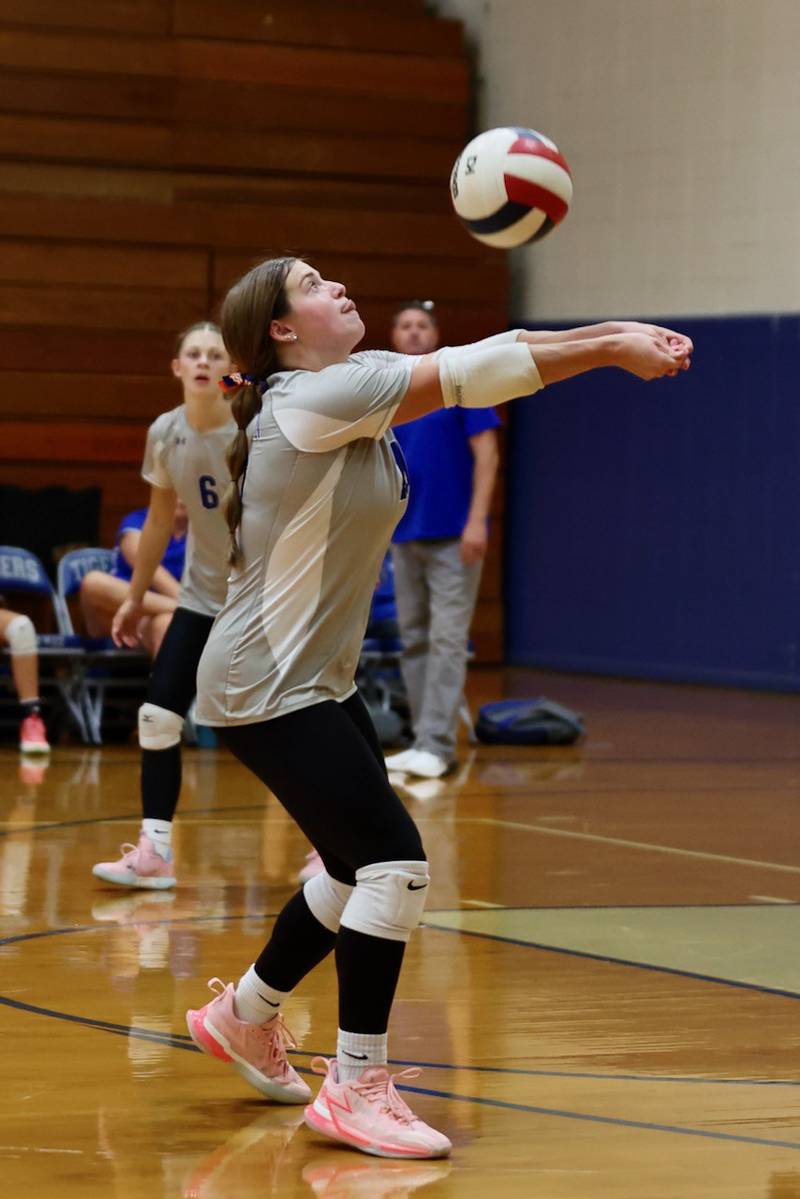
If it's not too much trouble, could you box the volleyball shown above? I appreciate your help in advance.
[449,126,573,249]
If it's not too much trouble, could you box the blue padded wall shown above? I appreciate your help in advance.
[506,315,800,689]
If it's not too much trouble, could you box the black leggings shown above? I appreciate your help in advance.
[221,692,426,1032]
[221,691,424,883]
[141,607,214,823]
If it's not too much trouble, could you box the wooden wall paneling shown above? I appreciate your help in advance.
[0,164,449,216]
[0,284,209,331]
[171,125,457,180]
[0,420,148,465]
[172,80,468,142]
[0,112,458,181]
[0,72,467,145]
[0,113,171,169]
[0,241,208,290]
[0,70,173,123]
[0,328,178,374]
[0,32,467,104]
[0,374,181,422]
[0,192,483,258]
[172,174,450,215]
[0,30,172,77]
[173,40,468,104]
[0,0,171,36]
[172,0,465,58]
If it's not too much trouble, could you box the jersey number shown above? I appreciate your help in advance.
[198,475,219,509]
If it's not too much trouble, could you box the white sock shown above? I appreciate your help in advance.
[337,1029,388,1084]
[142,819,172,860]
[233,964,290,1025]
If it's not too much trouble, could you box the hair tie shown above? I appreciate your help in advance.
[219,372,269,395]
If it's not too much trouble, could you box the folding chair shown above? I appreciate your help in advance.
[0,545,89,744]
[56,547,150,745]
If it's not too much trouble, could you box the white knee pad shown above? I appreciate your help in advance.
[5,615,36,657]
[340,860,430,943]
[303,871,354,933]
[138,702,184,751]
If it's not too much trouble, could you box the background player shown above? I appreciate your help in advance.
[92,322,235,890]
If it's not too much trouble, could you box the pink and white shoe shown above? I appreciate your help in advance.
[92,831,176,890]
[297,849,325,884]
[304,1057,451,1159]
[19,713,50,755]
[186,978,311,1104]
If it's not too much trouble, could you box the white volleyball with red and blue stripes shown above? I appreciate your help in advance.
[450,126,572,249]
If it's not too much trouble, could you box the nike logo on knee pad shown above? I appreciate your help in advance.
[407,881,428,890]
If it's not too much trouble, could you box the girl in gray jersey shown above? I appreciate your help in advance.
[184,256,692,1158]
[92,323,235,890]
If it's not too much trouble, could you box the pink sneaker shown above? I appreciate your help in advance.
[92,831,176,890]
[297,849,325,884]
[186,978,311,1104]
[304,1057,451,1159]
[19,713,49,754]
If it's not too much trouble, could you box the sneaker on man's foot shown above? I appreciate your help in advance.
[186,977,310,1104]
[383,748,418,772]
[304,1057,451,1159]
[19,713,50,755]
[397,750,451,780]
[297,849,325,884]
[92,831,176,890]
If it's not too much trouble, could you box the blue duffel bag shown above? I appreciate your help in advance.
[475,698,584,746]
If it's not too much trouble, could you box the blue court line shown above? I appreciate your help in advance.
[422,920,800,1002]
[6,909,800,1004]
[0,801,272,839]
[5,916,800,1090]
[0,992,797,1152]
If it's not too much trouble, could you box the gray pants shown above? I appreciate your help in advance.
[391,538,482,762]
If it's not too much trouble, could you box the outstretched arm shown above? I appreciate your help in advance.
[391,326,692,426]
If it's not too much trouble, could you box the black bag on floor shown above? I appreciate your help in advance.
[475,698,584,746]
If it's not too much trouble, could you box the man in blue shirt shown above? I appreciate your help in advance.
[386,302,500,777]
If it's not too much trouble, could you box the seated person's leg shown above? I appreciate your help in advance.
[80,572,176,639]
[0,608,49,752]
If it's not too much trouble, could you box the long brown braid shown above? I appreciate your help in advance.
[221,257,295,566]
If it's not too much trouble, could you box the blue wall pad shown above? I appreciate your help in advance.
[506,314,800,689]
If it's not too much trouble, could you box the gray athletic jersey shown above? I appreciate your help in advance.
[142,405,236,616]
[195,350,414,725]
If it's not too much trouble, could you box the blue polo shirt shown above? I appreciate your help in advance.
[111,507,187,583]
[392,407,500,542]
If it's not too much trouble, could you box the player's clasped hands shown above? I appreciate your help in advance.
[615,322,693,381]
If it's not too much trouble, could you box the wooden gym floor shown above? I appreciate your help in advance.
[2,667,800,1198]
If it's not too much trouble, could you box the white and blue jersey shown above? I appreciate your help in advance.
[196,350,413,725]
[141,406,235,616]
